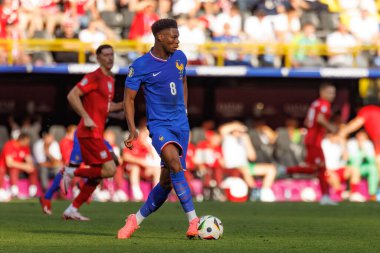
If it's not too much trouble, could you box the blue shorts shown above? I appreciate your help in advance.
[149,127,189,169]
[69,132,113,165]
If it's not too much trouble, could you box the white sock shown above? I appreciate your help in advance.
[186,210,197,222]
[65,166,76,177]
[66,204,77,213]
[135,210,145,225]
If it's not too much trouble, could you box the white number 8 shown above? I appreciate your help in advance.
[169,82,177,95]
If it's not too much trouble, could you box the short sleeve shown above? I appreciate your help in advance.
[357,107,367,120]
[125,64,145,91]
[76,73,98,94]
[319,101,329,115]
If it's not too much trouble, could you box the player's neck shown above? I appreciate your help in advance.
[151,47,170,61]
[100,66,112,76]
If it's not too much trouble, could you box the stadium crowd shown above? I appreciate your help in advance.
[1,0,380,67]
[0,111,379,203]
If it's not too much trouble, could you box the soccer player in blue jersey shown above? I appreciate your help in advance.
[117,19,199,239]
[39,132,116,218]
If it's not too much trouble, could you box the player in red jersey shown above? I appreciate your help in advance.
[0,132,38,198]
[288,83,337,205]
[340,105,380,181]
[62,44,123,220]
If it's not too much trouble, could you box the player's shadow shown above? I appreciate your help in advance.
[29,229,113,237]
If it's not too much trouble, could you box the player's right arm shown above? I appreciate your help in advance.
[123,88,138,149]
[124,63,145,149]
[317,113,337,133]
[339,116,365,138]
[67,76,97,128]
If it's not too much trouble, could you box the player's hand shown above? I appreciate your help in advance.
[124,130,138,150]
[25,164,34,173]
[84,116,97,129]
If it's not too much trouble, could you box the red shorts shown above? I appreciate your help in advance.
[327,168,346,182]
[78,137,112,166]
[305,145,325,166]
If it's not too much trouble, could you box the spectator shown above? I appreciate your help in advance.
[33,132,63,192]
[5,22,31,65]
[220,121,277,202]
[321,132,366,202]
[349,7,378,46]
[0,132,37,198]
[211,3,242,38]
[191,119,216,145]
[128,0,159,42]
[53,20,80,63]
[274,118,306,168]
[178,15,207,65]
[194,131,225,201]
[291,23,324,67]
[157,0,174,19]
[59,125,77,165]
[41,0,63,37]
[249,119,277,164]
[172,0,198,17]
[64,0,98,29]
[273,6,301,43]
[19,0,43,37]
[347,130,379,201]
[79,18,116,49]
[122,127,159,201]
[326,22,357,67]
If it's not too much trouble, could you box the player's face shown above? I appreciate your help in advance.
[97,47,114,70]
[321,86,336,102]
[160,28,179,54]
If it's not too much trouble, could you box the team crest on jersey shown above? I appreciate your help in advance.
[100,150,108,159]
[107,81,112,92]
[175,60,184,80]
[128,67,134,77]
[159,136,164,141]
[80,78,88,86]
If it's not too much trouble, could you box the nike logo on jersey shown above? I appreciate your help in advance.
[153,71,161,77]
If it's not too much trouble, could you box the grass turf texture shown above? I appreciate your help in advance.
[0,201,380,253]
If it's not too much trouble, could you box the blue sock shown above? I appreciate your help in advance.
[45,172,63,200]
[170,171,195,213]
[139,183,171,217]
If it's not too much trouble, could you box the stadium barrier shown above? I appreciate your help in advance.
[0,39,378,67]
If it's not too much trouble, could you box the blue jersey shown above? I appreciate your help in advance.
[125,50,189,130]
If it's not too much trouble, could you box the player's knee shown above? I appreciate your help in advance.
[160,177,172,190]
[166,158,182,173]
[102,163,116,178]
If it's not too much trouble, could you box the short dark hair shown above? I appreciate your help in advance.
[151,19,178,37]
[96,44,113,55]
[17,132,30,141]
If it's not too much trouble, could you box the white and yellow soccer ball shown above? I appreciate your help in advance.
[197,215,224,240]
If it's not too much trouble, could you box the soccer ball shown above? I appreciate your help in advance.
[197,215,223,240]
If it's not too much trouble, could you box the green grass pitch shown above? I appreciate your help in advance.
[0,201,380,253]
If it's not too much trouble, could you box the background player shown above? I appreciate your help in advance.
[287,83,337,205]
[62,44,123,220]
[39,131,117,216]
[117,19,199,239]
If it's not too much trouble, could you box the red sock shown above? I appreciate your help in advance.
[318,166,329,195]
[74,167,102,179]
[286,166,315,175]
[73,179,99,209]
[350,183,360,193]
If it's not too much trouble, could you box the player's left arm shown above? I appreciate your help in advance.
[183,76,188,111]
[109,101,124,112]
